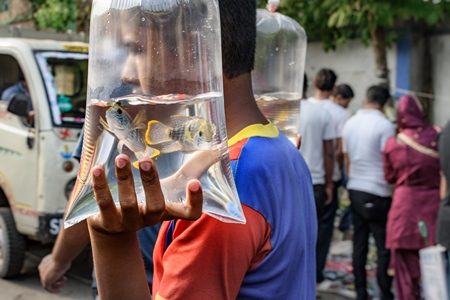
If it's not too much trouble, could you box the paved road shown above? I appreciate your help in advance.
[0,243,93,300]
[0,272,92,300]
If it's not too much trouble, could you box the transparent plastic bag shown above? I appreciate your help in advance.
[65,0,246,228]
[252,7,307,145]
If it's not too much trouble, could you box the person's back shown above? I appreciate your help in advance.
[383,95,441,299]
[153,126,316,299]
[342,85,395,300]
[231,131,316,298]
[383,96,440,190]
[344,108,393,196]
[299,100,334,185]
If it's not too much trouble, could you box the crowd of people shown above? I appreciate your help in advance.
[32,0,450,299]
[300,68,450,300]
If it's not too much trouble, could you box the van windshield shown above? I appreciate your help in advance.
[35,51,88,128]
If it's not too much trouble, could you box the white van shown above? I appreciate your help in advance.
[0,37,88,278]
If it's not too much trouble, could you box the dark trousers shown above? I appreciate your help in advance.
[338,205,352,233]
[349,190,394,300]
[316,180,340,283]
[313,184,327,220]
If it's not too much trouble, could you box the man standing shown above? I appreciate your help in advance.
[342,85,395,300]
[308,69,351,286]
[298,76,335,221]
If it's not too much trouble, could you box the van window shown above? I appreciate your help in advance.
[0,54,28,102]
[35,51,88,128]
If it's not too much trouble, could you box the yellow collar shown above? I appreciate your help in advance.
[228,123,279,147]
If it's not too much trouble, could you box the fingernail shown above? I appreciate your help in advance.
[117,159,126,169]
[93,168,101,177]
[141,161,151,171]
[189,181,200,192]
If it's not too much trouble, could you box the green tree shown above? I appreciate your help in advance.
[261,0,450,88]
[29,0,91,33]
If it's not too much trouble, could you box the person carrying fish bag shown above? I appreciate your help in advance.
[86,0,317,300]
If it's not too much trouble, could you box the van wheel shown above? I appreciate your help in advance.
[0,208,26,278]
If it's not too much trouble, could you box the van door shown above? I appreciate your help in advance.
[0,53,39,235]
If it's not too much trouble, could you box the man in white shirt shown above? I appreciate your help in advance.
[307,69,352,286]
[298,100,335,220]
[342,85,395,300]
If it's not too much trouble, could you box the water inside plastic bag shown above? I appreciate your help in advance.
[252,8,307,145]
[65,0,245,228]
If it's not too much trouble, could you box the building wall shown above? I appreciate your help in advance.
[430,34,450,127]
[304,38,398,116]
[0,0,32,25]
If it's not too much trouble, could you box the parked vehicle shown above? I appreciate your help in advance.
[0,34,88,278]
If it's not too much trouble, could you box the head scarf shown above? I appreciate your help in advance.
[397,95,438,151]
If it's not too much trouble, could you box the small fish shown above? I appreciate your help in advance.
[145,115,216,153]
[100,103,159,163]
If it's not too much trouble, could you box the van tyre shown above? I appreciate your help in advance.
[0,208,26,278]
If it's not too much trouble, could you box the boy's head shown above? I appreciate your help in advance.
[332,84,354,108]
[366,85,390,108]
[313,69,337,92]
[218,0,256,79]
[117,0,256,96]
[118,1,234,96]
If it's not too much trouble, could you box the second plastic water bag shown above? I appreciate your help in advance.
[252,8,307,145]
[65,0,246,227]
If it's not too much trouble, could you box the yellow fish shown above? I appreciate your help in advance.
[100,103,159,166]
[145,115,216,153]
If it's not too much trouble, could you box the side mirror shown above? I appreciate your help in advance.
[7,93,31,118]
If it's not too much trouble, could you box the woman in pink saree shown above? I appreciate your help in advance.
[383,95,441,300]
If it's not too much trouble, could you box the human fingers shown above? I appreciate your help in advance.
[139,158,165,225]
[162,180,203,221]
[38,255,62,292]
[92,165,120,232]
[49,277,67,293]
[115,155,140,229]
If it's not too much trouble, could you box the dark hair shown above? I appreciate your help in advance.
[314,68,337,92]
[366,85,390,107]
[333,84,354,99]
[219,0,256,79]
[303,73,308,98]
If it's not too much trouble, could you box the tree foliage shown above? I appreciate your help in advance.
[262,0,450,51]
[29,0,91,32]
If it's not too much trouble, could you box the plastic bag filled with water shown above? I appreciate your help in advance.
[252,7,307,145]
[65,0,246,228]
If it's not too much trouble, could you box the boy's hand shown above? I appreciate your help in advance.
[87,154,203,235]
[38,254,70,293]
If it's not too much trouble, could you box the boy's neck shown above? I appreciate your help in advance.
[363,102,383,111]
[313,89,332,100]
[223,73,268,138]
